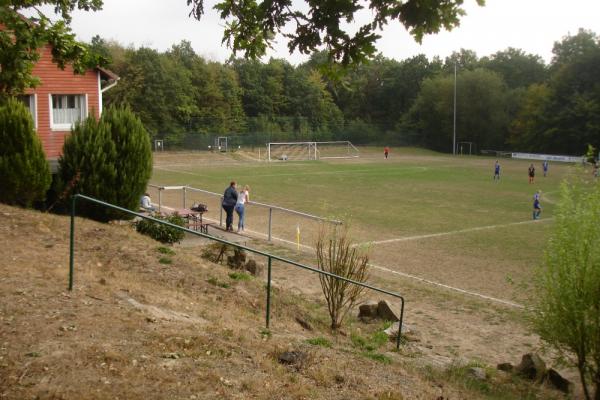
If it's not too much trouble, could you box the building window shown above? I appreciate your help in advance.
[17,94,37,128]
[50,94,87,130]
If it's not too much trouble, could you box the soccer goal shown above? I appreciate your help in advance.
[267,141,359,161]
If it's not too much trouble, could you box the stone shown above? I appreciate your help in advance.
[377,300,400,321]
[277,351,306,366]
[383,322,416,340]
[358,301,379,320]
[545,368,572,393]
[467,367,487,381]
[244,259,263,276]
[496,363,513,372]
[515,353,546,381]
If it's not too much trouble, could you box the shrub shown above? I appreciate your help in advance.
[0,98,51,206]
[532,180,600,400]
[59,106,152,221]
[315,224,370,330]
[136,213,186,244]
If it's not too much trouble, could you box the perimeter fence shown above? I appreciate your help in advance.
[146,184,342,250]
[67,194,406,348]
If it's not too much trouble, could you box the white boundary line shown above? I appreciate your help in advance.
[368,263,525,308]
[362,218,553,246]
[160,206,527,308]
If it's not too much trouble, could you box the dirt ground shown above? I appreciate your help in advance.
[0,203,576,399]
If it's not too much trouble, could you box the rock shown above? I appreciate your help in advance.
[377,300,400,321]
[545,368,572,393]
[497,363,513,372]
[383,322,416,340]
[515,353,546,381]
[467,367,487,381]
[277,351,306,366]
[244,259,263,276]
[358,301,379,320]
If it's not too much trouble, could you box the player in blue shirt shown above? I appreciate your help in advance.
[542,160,549,177]
[493,160,500,181]
[533,197,542,220]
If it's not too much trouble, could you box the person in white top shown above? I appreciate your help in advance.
[140,193,155,212]
[235,185,250,232]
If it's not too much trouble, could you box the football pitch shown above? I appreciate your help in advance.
[150,147,578,305]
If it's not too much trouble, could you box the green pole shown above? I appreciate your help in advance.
[266,256,272,328]
[68,195,76,291]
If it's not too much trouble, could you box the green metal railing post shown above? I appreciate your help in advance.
[396,299,405,349]
[68,195,76,291]
[266,256,272,328]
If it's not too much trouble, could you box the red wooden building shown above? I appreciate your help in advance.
[20,44,118,161]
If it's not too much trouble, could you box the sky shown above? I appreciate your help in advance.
[67,0,600,65]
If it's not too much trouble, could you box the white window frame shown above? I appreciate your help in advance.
[17,94,37,129]
[49,94,88,131]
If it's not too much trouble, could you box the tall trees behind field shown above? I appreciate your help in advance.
[95,29,600,154]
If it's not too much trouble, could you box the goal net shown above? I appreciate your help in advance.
[267,141,359,161]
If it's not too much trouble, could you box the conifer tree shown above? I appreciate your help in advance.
[0,98,51,207]
[59,106,152,221]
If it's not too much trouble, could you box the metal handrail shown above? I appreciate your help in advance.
[148,183,343,224]
[68,194,406,348]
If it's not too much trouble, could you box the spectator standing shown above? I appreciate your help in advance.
[235,185,250,232]
[222,181,238,231]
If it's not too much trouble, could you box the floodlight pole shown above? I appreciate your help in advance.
[453,62,457,155]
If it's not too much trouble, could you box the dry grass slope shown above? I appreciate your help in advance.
[0,204,566,399]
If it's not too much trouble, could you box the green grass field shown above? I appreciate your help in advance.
[149,147,584,304]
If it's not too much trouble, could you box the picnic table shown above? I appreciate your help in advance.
[162,207,210,234]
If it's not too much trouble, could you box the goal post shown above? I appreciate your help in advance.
[267,141,359,161]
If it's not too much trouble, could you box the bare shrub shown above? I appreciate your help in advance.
[315,224,370,330]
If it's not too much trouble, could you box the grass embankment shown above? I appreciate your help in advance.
[0,204,565,399]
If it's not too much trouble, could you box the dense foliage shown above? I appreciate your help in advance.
[59,106,152,221]
[95,29,599,155]
[0,98,51,206]
[136,213,186,244]
[533,180,600,400]
[186,0,484,65]
[0,1,106,98]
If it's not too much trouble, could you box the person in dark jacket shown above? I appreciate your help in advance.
[222,181,238,231]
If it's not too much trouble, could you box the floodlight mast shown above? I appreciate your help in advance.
[453,62,457,156]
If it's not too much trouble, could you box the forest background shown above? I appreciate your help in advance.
[93,28,600,155]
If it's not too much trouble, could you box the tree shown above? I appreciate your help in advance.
[406,68,509,151]
[0,1,106,98]
[106,47,196,143]
[532,180,600,400]
[59,106,152,221]
[0,98,51,207]
[187,0,484,65]
[481,47,547,89]
[541,32,600,154]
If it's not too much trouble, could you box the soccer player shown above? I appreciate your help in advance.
[493,160,500,181]
[384,146,390,159]
[528,164,535,184]
[542,160,549,177]
[533,196,542,220]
